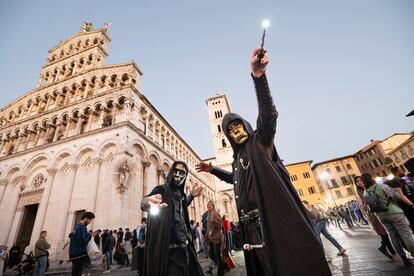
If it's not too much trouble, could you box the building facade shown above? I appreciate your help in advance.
[388,134,414,172]
[312,155,360,207]
[380,133,412,155]
[0,24,215,258]
[355,140,390,178]
[285,161,326,208]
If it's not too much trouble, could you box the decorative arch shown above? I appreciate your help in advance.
[98,140,118,156]
[51,150,72,168]
[132,141,147,159]
[6,166,21,181]
[22,154,49,176]
[162,160,170,171]
[75,145,96,161]
[39,118,49,128]
[93,102,103,111]
[148,151,161,165]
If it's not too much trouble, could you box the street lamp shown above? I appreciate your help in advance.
[319,171,337,207]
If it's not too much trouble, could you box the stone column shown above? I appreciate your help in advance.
[24,130,35,150]
[125,99,133,121]
[30,168,57,244]
[74,119,82,136]
[53,123,62,142]
[86,112,96,131]
[44,96,52,110]
[33,129,41,147]
[99,108,105,127]
[0,177,24,245]
[90,158,103,212]
[142,160,151,194]
[64,119,72,137]
[0,179,8,206]
[59,164,79,241]
[7,204,25,246]
[141,160,151,217]
[18,133,28,152]
[27,102,35,115]
[144,117,149,135]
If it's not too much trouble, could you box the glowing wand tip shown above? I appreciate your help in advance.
[150,205,160,215]
[262,19,270,29]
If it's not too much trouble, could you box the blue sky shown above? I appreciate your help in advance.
[0,0,413,164]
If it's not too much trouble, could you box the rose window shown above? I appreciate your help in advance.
[32,174,45,189]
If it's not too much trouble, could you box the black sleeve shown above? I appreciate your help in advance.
[141,186,165,211]
[147,186,164,197]
[185,194,194,207]
[253,73,278,147]
[211,166,234,184]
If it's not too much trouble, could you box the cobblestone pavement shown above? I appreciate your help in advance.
[5,224,414,276]
[96,225,414,276]
[323,224,414,276]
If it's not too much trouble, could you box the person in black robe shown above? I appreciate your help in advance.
[140,161,205,276]
[196,48,331,276]
[8,242,22,268]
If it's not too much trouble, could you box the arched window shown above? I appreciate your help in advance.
[222,139,227,148]
[217,125,221,133]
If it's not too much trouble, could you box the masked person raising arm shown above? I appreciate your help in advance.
[140,161,205,276]
[196,48,331,276]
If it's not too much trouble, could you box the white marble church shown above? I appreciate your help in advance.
[0,23,216,259]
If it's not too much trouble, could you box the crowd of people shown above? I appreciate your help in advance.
[325,201,369,230]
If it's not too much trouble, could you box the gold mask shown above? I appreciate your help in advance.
[228,121,248,144]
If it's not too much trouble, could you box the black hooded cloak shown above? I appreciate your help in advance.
[212,74,331,276]
[142,161,205,276]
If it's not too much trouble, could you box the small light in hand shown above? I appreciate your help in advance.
[150,205,160,216]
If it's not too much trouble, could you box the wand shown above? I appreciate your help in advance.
[257,19,270,61]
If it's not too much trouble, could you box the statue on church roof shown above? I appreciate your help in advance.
[80,21,95,33]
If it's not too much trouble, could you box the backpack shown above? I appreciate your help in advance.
[365,185,389,212]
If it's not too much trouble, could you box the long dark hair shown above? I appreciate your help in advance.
[354,175,364,191]
[360,173,375,188]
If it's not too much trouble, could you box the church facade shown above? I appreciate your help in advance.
[0,24,215,259]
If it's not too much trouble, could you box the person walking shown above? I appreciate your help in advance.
[124,228,132,254]
[206,201,225,276]
[338,205,354,229]
[386,167,414,233]
[361,173,414,267]
[33,231,50,276]
[102,230,115,273]
[303,201,346,259]
[69,212,95,276]
[93,230,102,250]
[354,176,397,260]
[136,217,147,276]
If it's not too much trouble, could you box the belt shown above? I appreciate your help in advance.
[169,240,188,249]
[239,209,259,224]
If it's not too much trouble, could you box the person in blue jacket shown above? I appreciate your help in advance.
[69,211,95,276]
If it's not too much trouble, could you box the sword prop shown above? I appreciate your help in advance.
[243,243,264,251]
